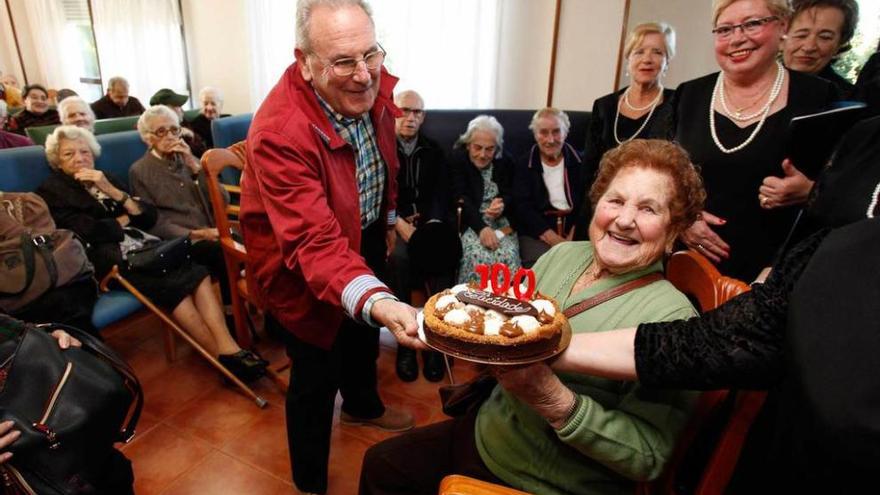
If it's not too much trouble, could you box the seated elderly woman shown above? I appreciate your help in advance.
[0,101,34,149]
[149,89,207,157]
[6,84,60,135]
[551,116,880,492]
[452,115,520,283]
[35,125,266,381]
[189,86,230,149]
[512,107,586,267]
[59,95,96,132]
[782,0,859,97]
[129,105,231,306]
[360,139,706,495]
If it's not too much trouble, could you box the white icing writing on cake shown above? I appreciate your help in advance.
[456,290,538,316]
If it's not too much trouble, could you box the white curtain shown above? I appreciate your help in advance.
[90,0,189,107]
[21,0,85,92]
[245,0,501,110]
[246,0,297,110]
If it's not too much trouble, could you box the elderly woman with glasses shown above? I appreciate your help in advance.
[129,105,234,308]
[668,0,837,281]
[451,115,521,283]
[35,125,266,381]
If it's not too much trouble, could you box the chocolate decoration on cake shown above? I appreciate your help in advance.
[500,321,524,338]
[537,310,554,325]
[456,290,539,316]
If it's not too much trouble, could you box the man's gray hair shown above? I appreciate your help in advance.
[59,96,96,127]
[394,89,424,108]
[295,0,374,53]
[455,115,504,157]
[137,105,179,140]
[198,86,223,103]
[45,125,102,170]
[107,76,129,92]
[528,107,570,136]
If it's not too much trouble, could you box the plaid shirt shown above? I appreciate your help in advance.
[317,95,386,229]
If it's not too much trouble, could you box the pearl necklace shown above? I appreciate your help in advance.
[710,62,786,154]
[624,85,663,111]
[614,86,663,145]
[867,180,880,219]
[719,71,778,121]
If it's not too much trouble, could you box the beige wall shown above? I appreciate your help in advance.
[623,0,718,89]
[495,0,555,109]
[180,0,252,114]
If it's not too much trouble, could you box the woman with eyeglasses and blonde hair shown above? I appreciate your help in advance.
[583,22,676,186]
[670,0,837,281]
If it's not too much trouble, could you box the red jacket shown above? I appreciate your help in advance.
[241,63,400,349]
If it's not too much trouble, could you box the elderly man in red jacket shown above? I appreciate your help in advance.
[240,0,424,493]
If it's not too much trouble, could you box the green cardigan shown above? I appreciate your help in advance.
[475,242,698,495]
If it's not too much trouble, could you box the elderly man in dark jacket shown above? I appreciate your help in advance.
[512,108,585,267]
[388,89,455,382]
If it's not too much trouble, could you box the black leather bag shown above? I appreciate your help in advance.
[439,373,497,417]
[0,323,143,494]
[126,236,191,274]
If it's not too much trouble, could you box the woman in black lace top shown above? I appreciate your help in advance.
[551,115,880,491]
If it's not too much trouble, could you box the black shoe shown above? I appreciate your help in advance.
[396,347,418,382]
[219,350,267,382]
[423,351,445,382]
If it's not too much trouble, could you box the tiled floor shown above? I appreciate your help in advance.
[106,314,480,495]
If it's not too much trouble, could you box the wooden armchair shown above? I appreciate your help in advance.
[201,144,289,391]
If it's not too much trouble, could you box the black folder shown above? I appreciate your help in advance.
[786,102,866,180]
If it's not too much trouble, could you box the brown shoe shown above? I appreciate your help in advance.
[339,407,414,432]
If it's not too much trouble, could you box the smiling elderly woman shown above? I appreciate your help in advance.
[36,125,266,381]
[360,139,706,495]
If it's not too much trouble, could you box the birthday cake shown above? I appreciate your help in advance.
[423,280,567,361]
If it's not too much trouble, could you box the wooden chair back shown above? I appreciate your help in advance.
[201,146,251,346]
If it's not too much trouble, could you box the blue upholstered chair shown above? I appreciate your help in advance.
[211,114,253,185]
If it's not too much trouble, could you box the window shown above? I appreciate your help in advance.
[833,0,880,82]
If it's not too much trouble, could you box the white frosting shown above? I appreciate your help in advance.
[450,284,471,294]
[436,294,459,310]
[483,319,502,336]
[483,309,506,321]
[464,304,483,314]
[531,299,556,316]
[510,315,540,334]
[443,309,470,325]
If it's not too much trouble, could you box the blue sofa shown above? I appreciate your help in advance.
[209,109,591,161]
[0,130,149,330]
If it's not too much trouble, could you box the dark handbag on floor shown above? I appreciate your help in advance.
[439,373,498,417]
[0,322,143,495]
[126,235,192,274]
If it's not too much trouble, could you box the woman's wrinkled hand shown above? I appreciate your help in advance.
[479,226,500,251]
[50,329,82,349]
[0,421,20,464]
[758,159,814,209]
[484,198,504,219]
[493,362,577,428]
[680,211,730,263]
[73,168,116,196]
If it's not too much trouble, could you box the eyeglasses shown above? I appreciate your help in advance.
[400,107,424,117]
[712,16,779,39]
[314,45,386,78]
[150,126,181,138]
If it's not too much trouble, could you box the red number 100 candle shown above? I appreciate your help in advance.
[473,263,536,300]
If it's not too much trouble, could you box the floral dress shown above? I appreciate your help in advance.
[457,165,520,284]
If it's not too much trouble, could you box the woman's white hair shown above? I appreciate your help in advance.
[58,96,96,127]
[454,115,505,157]
[45,125,101,170]
[198,86,223,103]
[528,107,571,137]
[137,105,179,141]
